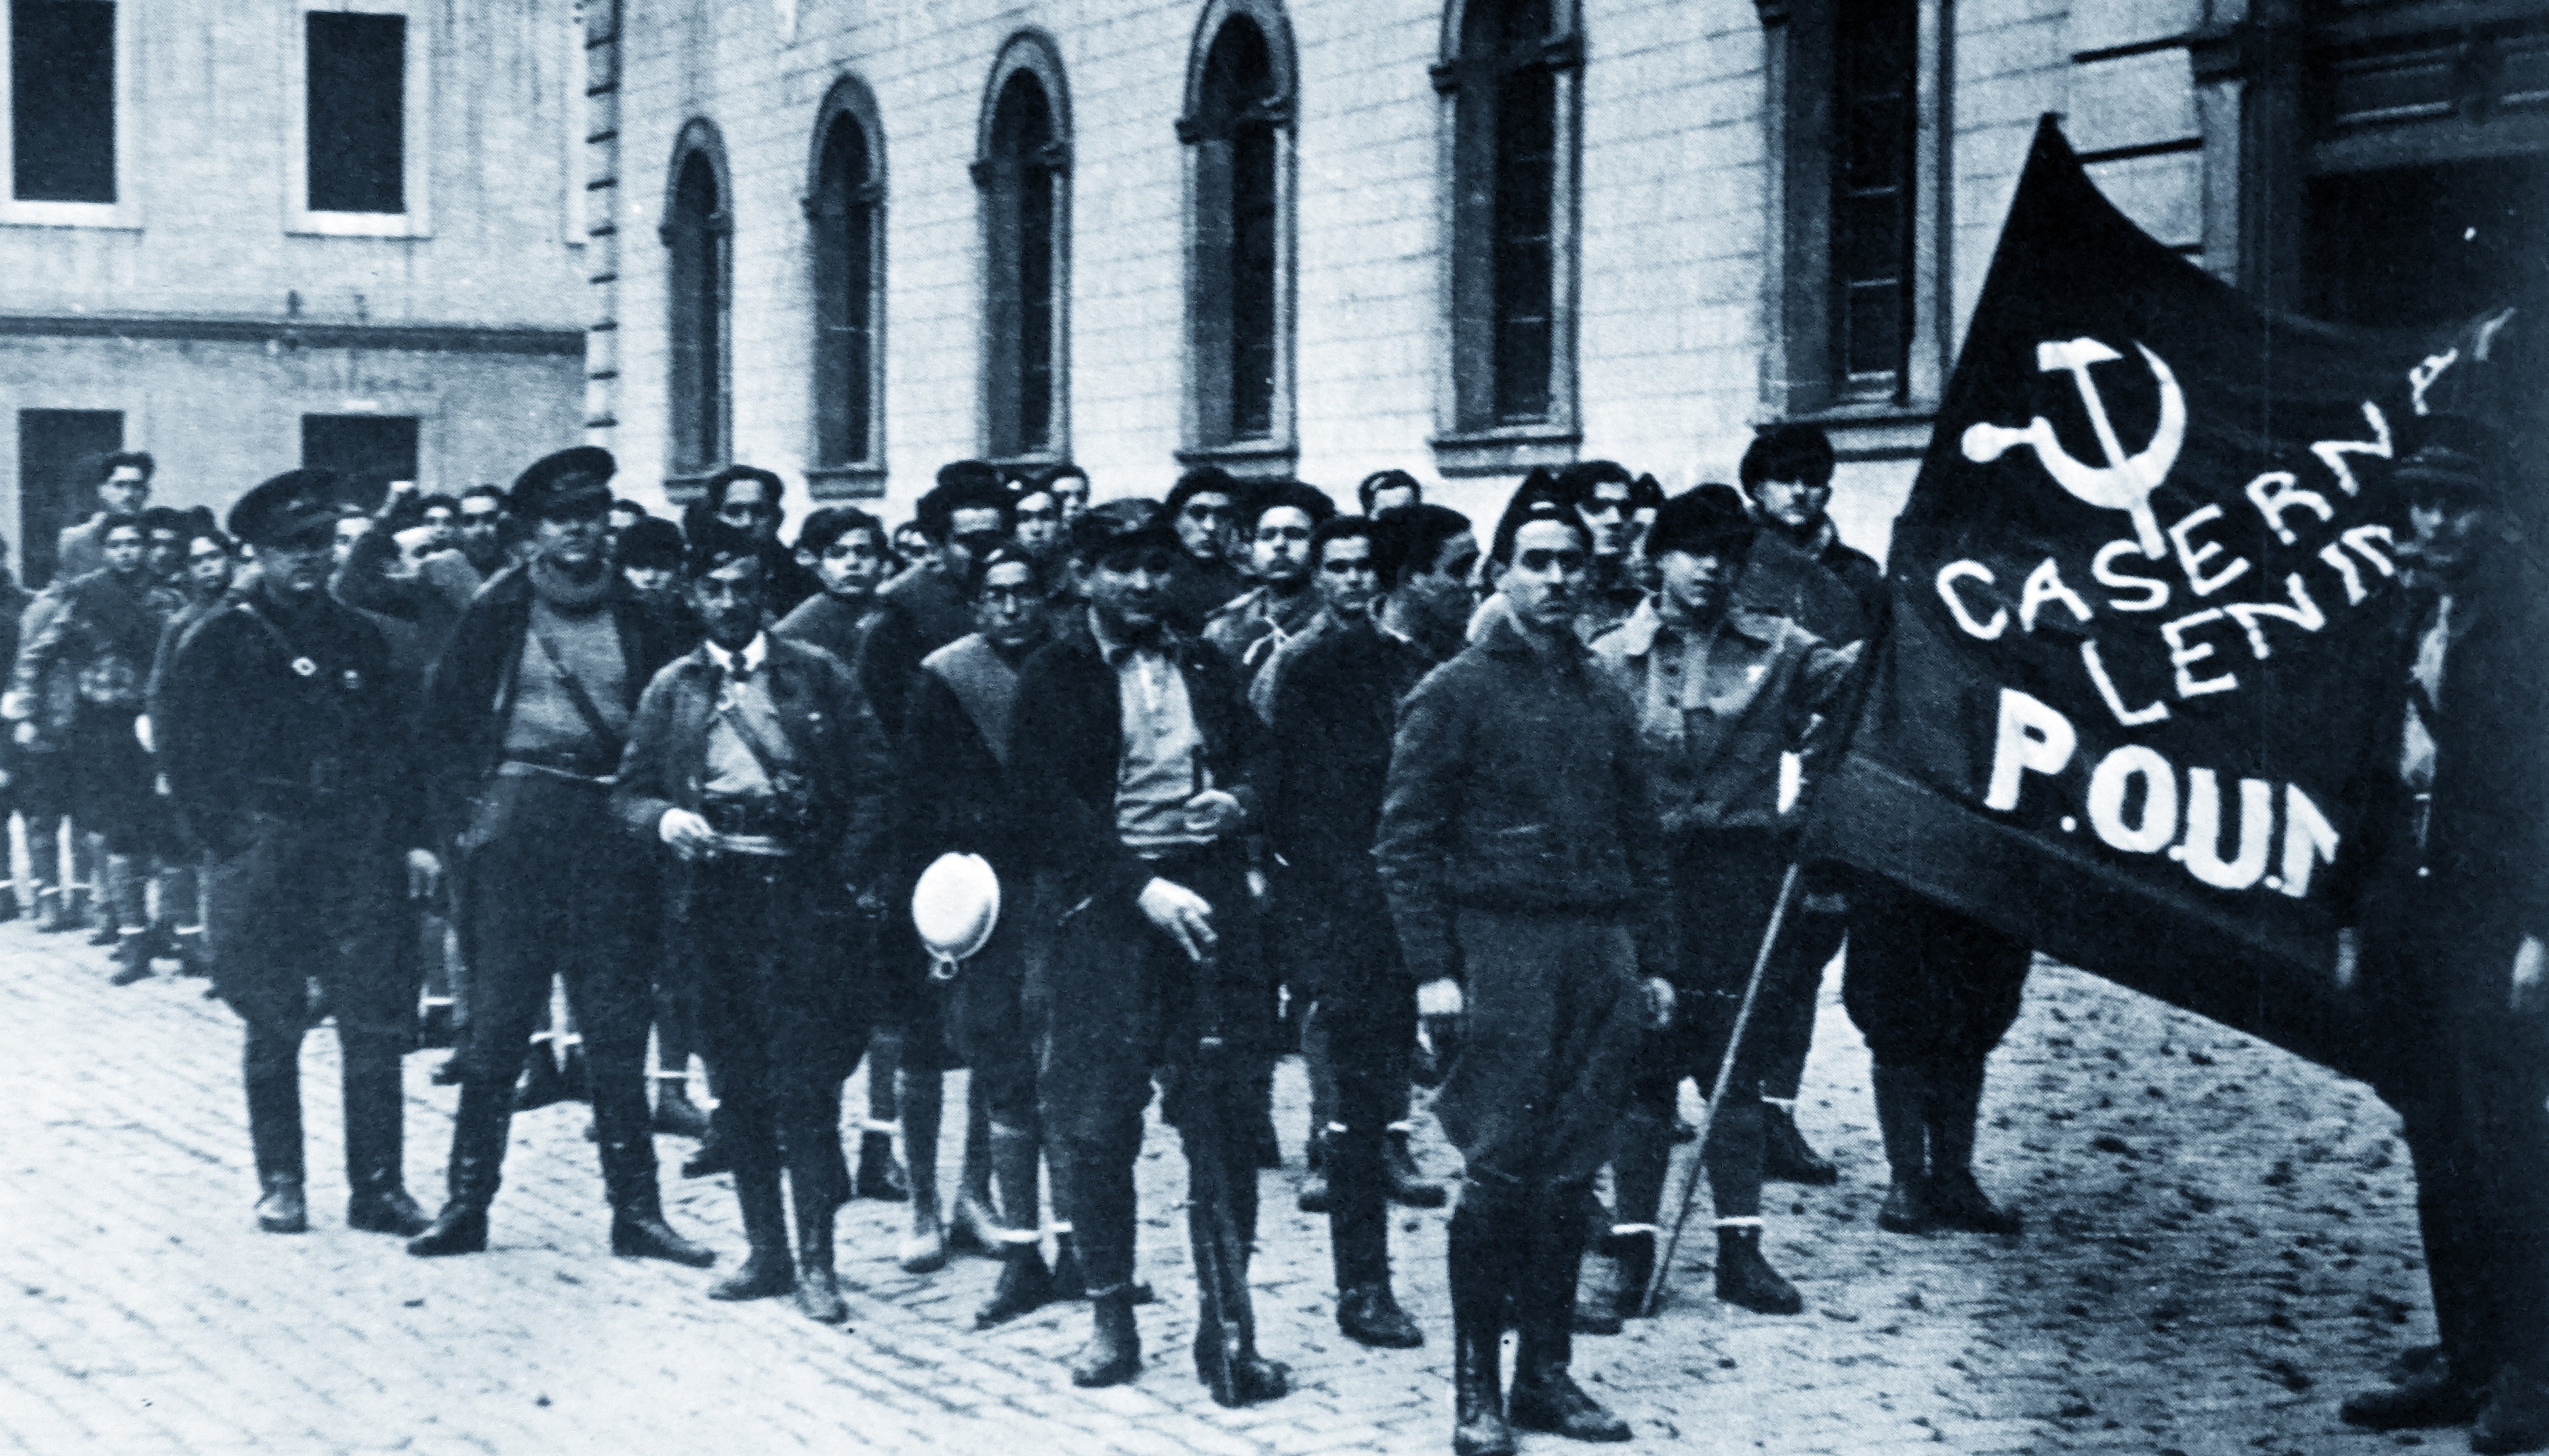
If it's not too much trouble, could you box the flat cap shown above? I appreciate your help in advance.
[2393,416,2507,505]
[1069,498,1182,563]
[617,515,686,571]
[511,446,617,521]
[228,469,348,547]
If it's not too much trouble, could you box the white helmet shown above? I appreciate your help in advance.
[912,852,1000,966]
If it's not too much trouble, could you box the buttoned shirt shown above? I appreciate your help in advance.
[700,633,787,798]
[1088,608,1211,856]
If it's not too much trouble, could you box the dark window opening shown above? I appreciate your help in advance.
[1491,63,1555,423]
[301,414,419,511]
[812,112,879,469]
[11,1,116,204]
[1190,17,1283,446]
[1830,0,1916,399]
[306,11,406,214]
[16,408,121,590]
[985,72,1061,459]
[1448,0,1568,436]
[666,149,728,474]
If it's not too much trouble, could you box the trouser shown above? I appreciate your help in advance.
[1303,1000,1411,1148]
[1036,845,1271,1297]
[1839,875,2031,1075]
[1318,969,1415,1292]
[693,857,868,1221]
[1434,907,1644,1189]
[451,775,658,1204]
[1754,869,1850,1102]
[202,809,414,1191]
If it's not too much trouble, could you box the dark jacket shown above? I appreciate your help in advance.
[421,563,686,839]
[1269,616,1433,895]
[610,634,894,894]
[851,569,969,739]
[1164,555,1251,638]
[898,635,1036,880]
[1374,610,1673,985]
[11,566,180,721]
[1007,610,1269,910]
[1738,523,1885,647]
[151,584,422,856]
[2414,552,2549,966]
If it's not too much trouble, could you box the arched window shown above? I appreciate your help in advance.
[1433,0,1580,476]
[661,122,731,481]
[807,77,886,494]
[1178,0,1297,473]
[974,34,1071,466]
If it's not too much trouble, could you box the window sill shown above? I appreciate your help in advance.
[1428,427,1581,479]
[0,199,141,231]
[663,469,726,504]
[287,209,432,239]
[1174,440,1299,481]
[1770,401,1938,463]
[805,464,887,500]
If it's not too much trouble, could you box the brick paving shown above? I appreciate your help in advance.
[1,913,2442,1456]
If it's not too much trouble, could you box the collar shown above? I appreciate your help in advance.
[1477,606,1586,666]
[1087,606,1178,668]
[700,632,769,676]
[1612,597,1777,658]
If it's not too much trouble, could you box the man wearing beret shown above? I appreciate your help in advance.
[1009,499,1288,1402]
[613,522,895,1322]
[405,446,711,1268]
[152,469,436,1237]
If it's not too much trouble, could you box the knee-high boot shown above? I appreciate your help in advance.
[1328,1119,1422,1347]
[340,1032,428,1236]
[1188,1108,1287,1406]
[243,1025,306,1233]
[601,1130,714,1267]
[1924,1059,2021,1234]
[975,1121,1056,1329]
[792,1170,849,1323]
[408,1075,513,1256]
[709,1163,794,1300]
[1870,1063,1933,1232]
[1449,1178,1522,1456]
[1509,1178,1630,1441]
[1604,1098,1674,1320]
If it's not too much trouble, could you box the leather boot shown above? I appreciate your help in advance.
[244,1028,305,1232]
[1870,1064,1934,1233]
[1509,1181,1629,1442]
[1384,1126,1448,1207]
[709,1167,794,1300]
[1188,1191,1289,1406]
[1448,1185,1519,1456]
[1050,1228,1087,1299]
[1925,1061,2022,1235]
[408,1077,512,1257]
[976,1123,1056,1329]
[108,929,154,985]
[86,856,127,946]
[514,1038,569,1110]
[1070,1285,1143,1388]
[1607,1229,1657,1323]
[1605,1099,1672,1322]
[254,1174,308,1234]
[1761,1100,1840,1185]
[792,1176,849,1324]
[342,1037,429,1236]
[1329,1121,1422,1349]
[170,926,207,978]
[2474,1368,2549,1454]
[603,1139,716,1267]
[1297,1126,1334,1213]
[2340,1357,2487,1430]
[950,1086,996,1257]
[652,1075,711,1138]
[854,1127,908,1201]
[65,880,95,936]
[681,1109,733,1177]
[0,877,19,923]
[1713,1224,1804,1315]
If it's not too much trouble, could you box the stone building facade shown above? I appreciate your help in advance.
[606,0,2544,552]
[1,0,587,585]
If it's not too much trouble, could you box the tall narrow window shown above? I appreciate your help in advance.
[1436,0,1581,475]
[809,81,885,487]
[11,1,115,203]
[1830,1,1916,400]
[306,12,406,215]
[664,135,730,478]
[976,35,1071,466]
[1180,2,1297,468]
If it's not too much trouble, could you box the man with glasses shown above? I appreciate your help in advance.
[405,447,712,1270]
[1559,460,1649,644]
[1162,467,1251,635]
[705,465,820,615]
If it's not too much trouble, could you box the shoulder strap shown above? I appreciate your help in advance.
[529,619,626,756]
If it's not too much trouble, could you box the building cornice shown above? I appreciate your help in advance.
[0,312,585,356]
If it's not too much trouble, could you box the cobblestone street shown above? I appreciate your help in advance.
[2,916,2443,1456]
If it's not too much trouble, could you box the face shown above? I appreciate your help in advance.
[1503,520,1588,631]
[334,515,369,566]
[716,480,782,543]
[1249,507,1317,587]
[259,528,335,600]
[1753,476,1832,534]
[1175,492,1237,562]
[2407,495,2496,581]
[973,560,1048,650]
[1082,544,1181,636]
[101,525,145,574]
[1402,529,1480,623]
[186,538,233,595]
[1052,476,1090,523]
[458,497,504,558]
[608,505,640,540]
[421,504,456,549]
[146,528,184,578]
[531,502,608,570]
[688,556,765,645]
[1369,483,1420,516]
[1013,491,1064,553]
[893,524,932,570]
[1576,483,1633,557]
[1314,535,1381,622]
[623,563,678,601]
[943,506,1008,582]
[1656,546,1740,620]
[806,526,886,602]
[98,466,149,517]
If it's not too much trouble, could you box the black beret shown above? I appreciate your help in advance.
[511,446,617,520]
[684,519,763,581]
[228,469,348,547]
[1069,498,1182,563]
[617,516,686,571]
[1489,467,1579,563]
[1646,483,1758,560]
[937,459,1006,493]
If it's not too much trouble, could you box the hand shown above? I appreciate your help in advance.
[658,807,719,861]
[405,849,442,900]
[1643,976,1677,1031]
[2513,935,2546,1014]
[1418,977,1465,1072]
[12,721,34,747]
[1246,867,1271,905]
[1181,789,1245,841]
[134,715,153,753]
[1137,876,1217,963]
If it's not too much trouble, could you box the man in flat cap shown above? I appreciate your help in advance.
[613,521,894,1322]
[405,446,712,1268]
[152,469,436,1236]
[1009,499,1288,1402]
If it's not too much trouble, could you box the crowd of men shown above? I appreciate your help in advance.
[15,418,2544,1453]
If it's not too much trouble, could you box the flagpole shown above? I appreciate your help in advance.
[1640,859,1804,1320]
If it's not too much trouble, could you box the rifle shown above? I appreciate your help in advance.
[1183,938,1258,1407]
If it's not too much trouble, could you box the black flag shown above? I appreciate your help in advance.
[1804,117,2515,1083]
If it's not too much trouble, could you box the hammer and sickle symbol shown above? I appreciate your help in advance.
[1961,338,2187,559]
